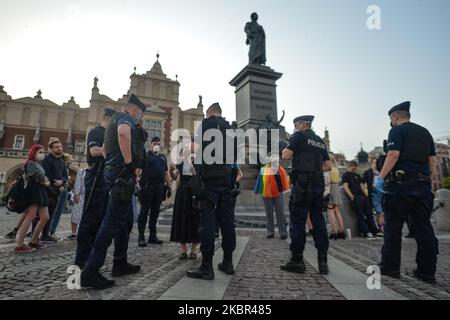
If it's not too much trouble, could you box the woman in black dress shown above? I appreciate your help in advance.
[169,146,200,259]
[15,144,51,253]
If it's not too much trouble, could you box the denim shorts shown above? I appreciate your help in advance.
[371,192,384,215]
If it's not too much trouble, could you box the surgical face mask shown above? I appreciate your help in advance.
[390,115,398,128]
[36,153,45,161]
[153,145,160,154]
[133,112,143,124]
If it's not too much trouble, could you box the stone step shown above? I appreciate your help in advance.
[158,210,291,229]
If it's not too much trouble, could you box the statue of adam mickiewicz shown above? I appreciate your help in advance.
[245,12,266,65]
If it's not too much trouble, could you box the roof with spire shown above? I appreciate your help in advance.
[357,143,369,163]
[148,52,165,76]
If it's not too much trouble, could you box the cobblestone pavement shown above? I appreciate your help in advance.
[327,236,450,300]
[1,208,449,300]
[223,231,345,300]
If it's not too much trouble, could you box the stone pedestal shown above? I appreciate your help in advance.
[338,187,360,237]
[230,64,283,130]
[230,64,283,190]
[436,189,450,231]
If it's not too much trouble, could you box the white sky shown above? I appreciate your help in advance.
[1,0,449,159]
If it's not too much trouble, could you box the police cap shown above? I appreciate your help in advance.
[128,94,147,112]
[388,101,410,116]
[293,115,315,124]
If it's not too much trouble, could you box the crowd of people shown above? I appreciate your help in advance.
[4,136,388,253]
[2,98,439,287]
[254,153,387,242]
[5,140,77,252]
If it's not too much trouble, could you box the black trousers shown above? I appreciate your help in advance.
[138,183,165,237]
[350,195,380,236]
[82,167,135,274]
[75,168,110,267]
[381,181,439,276]
[289,190,329,254]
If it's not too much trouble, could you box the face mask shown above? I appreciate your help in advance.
[153,145,160,154]
[36,153,45,161]
[133,112,143,124]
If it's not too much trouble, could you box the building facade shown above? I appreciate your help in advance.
[0,54,204,196]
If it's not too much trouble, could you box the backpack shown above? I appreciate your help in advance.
[6,175,28,213]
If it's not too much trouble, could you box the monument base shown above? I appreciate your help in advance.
[230,64,283,131]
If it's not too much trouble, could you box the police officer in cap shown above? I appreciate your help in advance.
[186,103,237,280]
[80,94,146,290]
[375,101,439,283]
[281,115,331,275]
[75,108,116,268]
[137,136,172,247]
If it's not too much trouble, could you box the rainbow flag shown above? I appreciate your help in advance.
[254,165,291,198]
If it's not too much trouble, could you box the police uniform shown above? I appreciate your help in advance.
[81,94,146,289]
[135,125,148,170]
[281,115,330,275]
[186,110,237,280]
[138,140,168,245]
[380,102,439,282]
[75,108,115,268]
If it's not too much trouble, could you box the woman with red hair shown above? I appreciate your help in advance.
[15,144,51,253]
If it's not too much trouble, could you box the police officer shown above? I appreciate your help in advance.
[375,101,439,284]
[80,94,146,290]
[186,103,236,280]
[281,115,331,275]
[75,108,116,268]
[137,136,172,247]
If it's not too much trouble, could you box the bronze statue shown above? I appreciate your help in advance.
[260,110,285,130]
[245,12,266,65]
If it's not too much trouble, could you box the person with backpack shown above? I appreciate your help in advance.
[15,145,51,253]
[4,168,27,240]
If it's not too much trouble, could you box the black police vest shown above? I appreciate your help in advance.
[87,126,105,167]
[292,130,325,175]
[200,116,234,178]
[104,113,121,157]
[397,122,432,164]
[104,112,138,163]
[134,126,148,169]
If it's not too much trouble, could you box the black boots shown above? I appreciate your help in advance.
[318,251,329,275]
[138,234,147,247]
[329,232,346,240]
[337,232,346,240]
[148,235,163,245]
[281,252,329,275]
[329,233,338,240]
[112,263,141,277]
[186,255,215,280]
[81,271,115,290]
[280,254,306,274]
[413,269,436,284]
[218,261,235,275]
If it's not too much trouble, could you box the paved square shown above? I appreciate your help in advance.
[1,209,449,300]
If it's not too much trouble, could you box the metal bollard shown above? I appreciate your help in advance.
[435,189,450,231]
[346,228,352,240]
